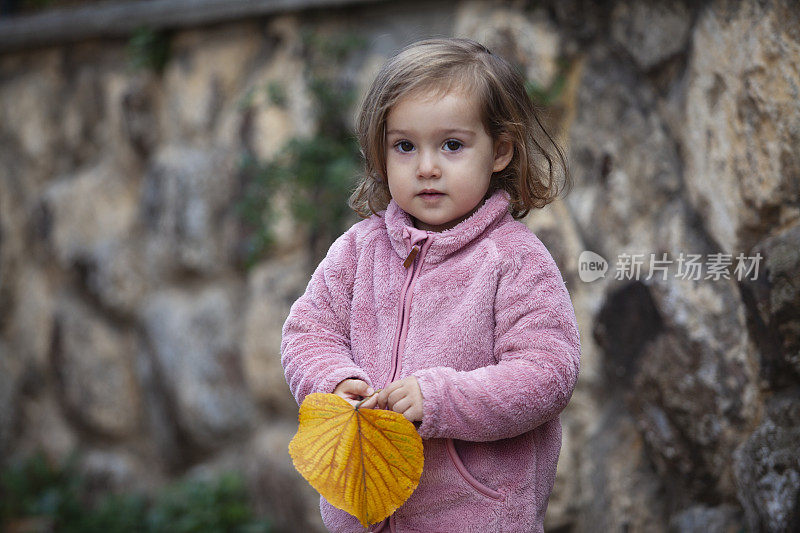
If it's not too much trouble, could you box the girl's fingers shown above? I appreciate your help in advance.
[335,379,359,395]
[392,397,410,414]
[346,379,373,396]
[404,405,423,423]
[359,382,375,397]
[358,394,378,409]
[400,406,418,422]
[377,392,388,409]
[387,387,408,407]
[334,380,377,409]
[377,384,396,408]
[359,378,422,421]
[396,400,420,422]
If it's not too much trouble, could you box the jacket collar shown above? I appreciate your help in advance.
[384,189,512,264]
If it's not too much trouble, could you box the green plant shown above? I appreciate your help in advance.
[147,473,261,533]
[0,452,271,532]
[265,81,288,109]
[127,26,171,74]
[524,57,571,107]
[0,451,85,529]
[235,30,367,271]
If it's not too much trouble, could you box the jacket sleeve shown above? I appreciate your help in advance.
[411,238,581,442]
[280,227,372,406]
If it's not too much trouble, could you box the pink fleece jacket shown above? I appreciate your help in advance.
[281,189,581,532]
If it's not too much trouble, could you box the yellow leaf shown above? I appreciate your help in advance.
[288,392,424,527]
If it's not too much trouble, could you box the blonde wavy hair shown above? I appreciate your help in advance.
[349,37,570,220]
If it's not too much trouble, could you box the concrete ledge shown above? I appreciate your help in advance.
[0,0,386,52]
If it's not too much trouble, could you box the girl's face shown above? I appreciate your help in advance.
[384,89,513,232]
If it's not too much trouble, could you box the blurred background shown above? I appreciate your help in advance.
[1,0,798,531]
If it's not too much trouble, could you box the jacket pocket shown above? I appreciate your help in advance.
[445,438,505,501]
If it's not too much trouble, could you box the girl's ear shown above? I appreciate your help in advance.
[492,135,514,173]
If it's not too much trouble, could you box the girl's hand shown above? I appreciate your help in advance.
[333,378,375,407]
[360,376,423,423]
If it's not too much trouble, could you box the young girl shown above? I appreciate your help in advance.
[281,38,580,533]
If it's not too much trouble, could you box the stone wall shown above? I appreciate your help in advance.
[1,0,798,531]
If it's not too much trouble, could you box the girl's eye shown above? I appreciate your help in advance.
[443,140,463,152]
[395,141,414,153]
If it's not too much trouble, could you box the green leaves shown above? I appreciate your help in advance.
[235,31,367,271]
[1,453,271,533]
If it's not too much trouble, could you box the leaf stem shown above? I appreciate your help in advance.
[355,389,381,410]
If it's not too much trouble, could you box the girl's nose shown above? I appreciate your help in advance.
[416,149,441,179]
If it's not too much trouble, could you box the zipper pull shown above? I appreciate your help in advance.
[403,245,420,268]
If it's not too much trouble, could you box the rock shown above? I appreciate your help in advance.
[575,399,667,530]
[565,41,682,260]
[587,201,762,507]
[12,392,78,465]
[734,390,800,532]
[53,294,142,438]
[238,16,315,162]
[162,21,263,139]
[79,449,158,498]
[84,238,152,316]
[593,280,663,389]
[116,72,161,159]
[0,339,23,458]
[4,266,54,374]
[41,159,140,270]
[668,504,742,533]
[550,0,608,46]
[632,272,760,502]
[0,266,54,457]
[230,18,318,256]
[681,0,800,254]
[241,250,308,415]
[140,144,238,277]
[39,158,150,315]
[60,61,107,169]
[130,339,185,471]
[588,266,759,506]
[631,204,762,501]
[647,219,752,355]
[454,1,561,89]
[632,333,737,500]
[178,422,324,532]
[140,285,256,449]
[610,1,693,70]
[246,424,326,533]
[0,50,61,164]
[746,221,800,387]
